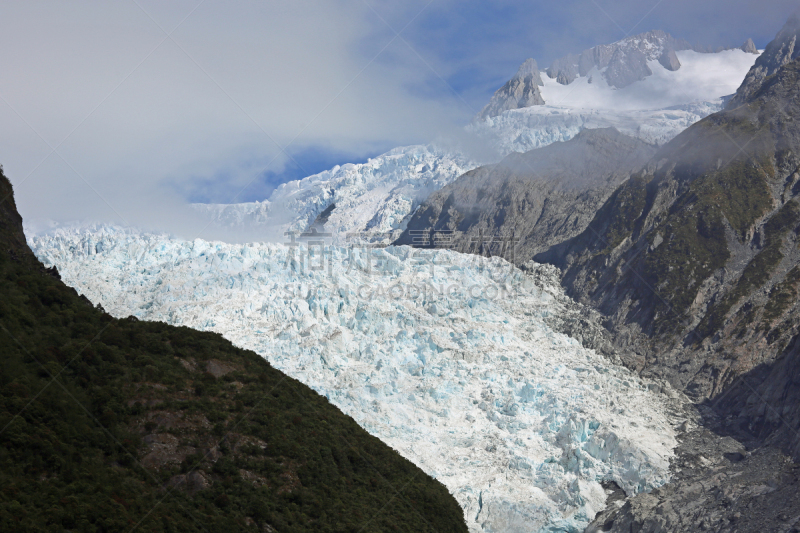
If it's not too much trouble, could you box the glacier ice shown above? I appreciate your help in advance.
[193,144,478,241]
[30,227,686,533]
[193,103,721,244]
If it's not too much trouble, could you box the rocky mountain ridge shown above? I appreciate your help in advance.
[535,51,800,402]
[479,30,759,119]
[546,30,759,89]
[728,12,800,108]
[395,128,656,261]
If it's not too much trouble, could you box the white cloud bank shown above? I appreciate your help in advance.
[0,0,466,233]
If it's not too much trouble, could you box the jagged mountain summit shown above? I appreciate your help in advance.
[728,12,800,107]
[478,30,760,120]
[478,58,545,120]
[741,37,759,54]
[546,30,760,89]
[546,30,693,88]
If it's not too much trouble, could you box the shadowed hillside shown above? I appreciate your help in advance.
[0,170,467,532]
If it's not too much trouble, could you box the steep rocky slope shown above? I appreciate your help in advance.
[478,59,545,120]
[536,48,800,402]
[395,129,656,262]
[728,12,800,108]
[0,171,467,532]
[556,18,800,531]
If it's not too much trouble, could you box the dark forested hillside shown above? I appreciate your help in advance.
[0,170,467,532]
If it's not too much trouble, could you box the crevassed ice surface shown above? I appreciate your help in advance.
[193,49,758,241]
[31,227,681,533]
[193,144,477,240]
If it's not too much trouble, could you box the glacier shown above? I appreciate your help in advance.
[25,43,757,533]
[30,227,687,533]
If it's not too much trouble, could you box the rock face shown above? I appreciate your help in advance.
[478,58,545,119]
[728,13,800,107]
[547,54,580,85]
[536,54,800,402]
[658,47,681,71]
[546,30,692,88]
[604,47,654,88]
[741,37,759,54]
[394,128,656,262]
[587,421,800,533]
[712,333,800,461]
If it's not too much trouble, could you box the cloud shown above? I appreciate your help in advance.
[1,0,796,238]
[1,0,466,234]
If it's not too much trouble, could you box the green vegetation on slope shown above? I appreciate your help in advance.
[0,171,467,533]
[697,199,799,338]
[600,176,649,253]
[638,158,774,332]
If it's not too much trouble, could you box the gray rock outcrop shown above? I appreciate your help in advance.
[546,54,579,85]
[728,13,800,107]
[658,47,681,71]
[547,30,692,89]
[741,37,758,54]
[587,422,800,533]
[604,47,654,88]
[478,58,545,120]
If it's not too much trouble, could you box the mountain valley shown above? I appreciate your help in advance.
[21,14,800,533]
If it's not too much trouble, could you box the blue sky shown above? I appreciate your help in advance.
[0,0,796,230]
[367,0,796,114]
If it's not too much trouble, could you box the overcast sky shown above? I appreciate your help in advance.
[1,0,796,233]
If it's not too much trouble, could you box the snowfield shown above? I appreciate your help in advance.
[538,49,759,111]
[193,49,758,241]
[30,227,686,533]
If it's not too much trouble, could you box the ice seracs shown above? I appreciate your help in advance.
[194,144,477,243]
[30,227,686,533]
